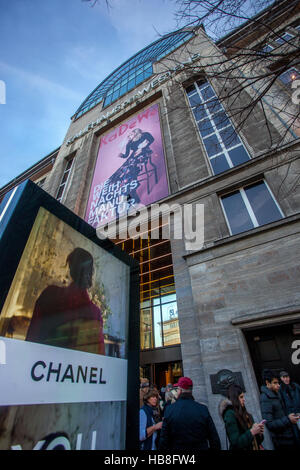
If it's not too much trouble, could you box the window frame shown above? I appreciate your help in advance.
[278,66,300,87]
[140,291,180,351]
[34,177,46,189]
[274,31,295,46]
[220,179,284,236]
[186,79,251,175]
[56,156,75,203]
[259,43,274,54]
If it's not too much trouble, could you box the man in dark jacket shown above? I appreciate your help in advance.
[280,371,300,414]
[260,369,300,449]
[158,377,221,451]
[279,370,300,445]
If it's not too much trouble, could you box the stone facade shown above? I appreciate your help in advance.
[2,0,300,449]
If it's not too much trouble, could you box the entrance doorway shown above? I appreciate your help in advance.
[140,361,183,390]
[244,322,300,387]
[155,361,183,390]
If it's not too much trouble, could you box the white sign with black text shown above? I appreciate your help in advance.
[0,337,127,406]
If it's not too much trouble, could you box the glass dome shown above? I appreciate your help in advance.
[73,29,194,120]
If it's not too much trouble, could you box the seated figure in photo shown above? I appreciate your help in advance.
[26,247,105,355]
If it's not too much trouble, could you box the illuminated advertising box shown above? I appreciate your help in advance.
[0,181,139,450]
[85,103,169,227]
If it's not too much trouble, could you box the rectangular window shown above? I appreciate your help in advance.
[153,305,163,348]
[140,291,180,350]
[104,94,112,107]
[135,72,144,86]
[56,157,74,203]
[35,177,46,188]
[279,67,300,86]
[259,44,274,54]
[186,80,250,175]
[144,66,153,80]
[127,78,135,91]
[275,32,294,45]
[113,90,120,102]
[161,300,179,347]
[140,305,153,350]
[221,180,283,235]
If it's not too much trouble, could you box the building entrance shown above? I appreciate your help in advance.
[140,361,183,390]
[155,361,183,390]
[244,322,300,387]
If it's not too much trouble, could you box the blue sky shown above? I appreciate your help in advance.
[0,0,180,187]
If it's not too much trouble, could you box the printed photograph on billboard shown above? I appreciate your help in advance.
[0,204,133,450]
[85,103,169,227]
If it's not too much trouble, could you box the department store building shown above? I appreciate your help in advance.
[1,0,300,444]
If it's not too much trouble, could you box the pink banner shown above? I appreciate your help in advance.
[85,103,169,227]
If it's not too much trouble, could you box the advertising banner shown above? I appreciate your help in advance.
[0,181,139,450]
[85,103,169,227]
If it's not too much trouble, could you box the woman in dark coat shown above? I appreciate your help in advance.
[219,384,264,450]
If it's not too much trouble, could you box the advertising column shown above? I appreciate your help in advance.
[0,182,139,450]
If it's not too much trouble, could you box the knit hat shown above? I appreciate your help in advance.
[174,377,193,390]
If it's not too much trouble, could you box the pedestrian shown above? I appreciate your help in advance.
[150,383,159,393]
[149,383,162,421]
[219,384,264,450]
[158,377,221,451]
[159,387,166,414]
[260,369,300,450]
[139,378,149,408]
[279,371,300,415]
[140,390,163,450]
[279,370,300,444]
[162,387,178,416]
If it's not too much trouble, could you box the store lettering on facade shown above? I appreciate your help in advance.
[291,340,300,365]
[66,53,201,146]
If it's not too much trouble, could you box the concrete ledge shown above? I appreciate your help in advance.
[231,305,300,328]
[184,213,300,266]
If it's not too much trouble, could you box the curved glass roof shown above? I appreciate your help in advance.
[73,29,194,120]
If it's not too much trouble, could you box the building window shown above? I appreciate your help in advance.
[56,158,74,202]
[186,80,250,175]
[259,44,274,54]
[113,225,180,352]
[103,62,153,108]
[35,177,46,188]
[274,32,295,45]
[141,291,180,350]
[220,180,283,235]
[278,67,300,86]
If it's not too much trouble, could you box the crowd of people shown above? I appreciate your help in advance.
[139,369,300,451]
